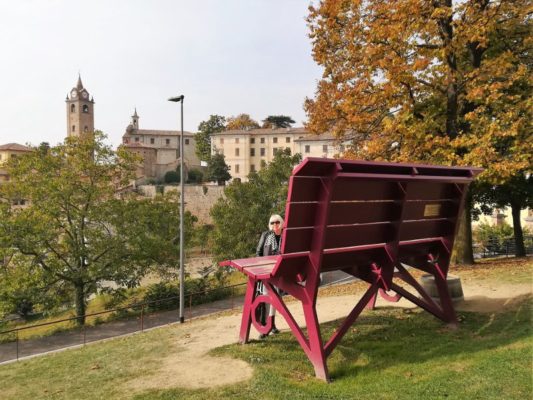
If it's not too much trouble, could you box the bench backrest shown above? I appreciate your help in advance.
[273,158,481,284]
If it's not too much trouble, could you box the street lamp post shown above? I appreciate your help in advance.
[168,94,185,323]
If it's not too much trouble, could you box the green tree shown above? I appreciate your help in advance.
[0,133,196,325]
[262,115,296,129]
[474,173,533,257]
[120,191,198,280]
[305,0,531,264]
[195,115,226,162]
[206,153,231,185]
[210,149,301,262]
[0,250,70,318]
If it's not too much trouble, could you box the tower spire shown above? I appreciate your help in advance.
[77,73,83,90]
[131,108,139,129]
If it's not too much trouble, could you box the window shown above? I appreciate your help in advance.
[82,105,89,113]
[84,126,88,132]
[166,139,170,145]
[72,125,75,132]
[70,104,75,113]
[185,139,190,145]
[150,138,155,144]
[260,137,265,144]
[250,138,255,144]
[305,145,310,153]
[323,145,328,153]
[250,164,255,172]
[260,160,266,168]
[286,137,291,143]
[235,138,240,144]
[273,148,278,156]
[273,137,278,144]
[260,148,265,156]
[340,145,345,152]
[250,148,255,157]
[135,137,140,142]
[286,147,291,154]
[220,138,224,144]
[235,148,240,156]
[235,164,240,173]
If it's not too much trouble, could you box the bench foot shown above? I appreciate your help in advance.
[312,364,330,382]
[303,302,330,382]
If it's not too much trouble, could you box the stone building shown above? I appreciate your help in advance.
[210,127,345,182]
[65,75,94,138]
[121,109,200,181]
[0,143,32,183]
[0,143,32,206]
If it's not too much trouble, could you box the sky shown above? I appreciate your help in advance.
[0,0,322,147]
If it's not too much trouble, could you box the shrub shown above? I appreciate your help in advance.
[141,275,233,311]
[474,222,514,246]
[164,170,180,184]
[187,168,204,184]
[475,223,510,254]
[142,282,179,311]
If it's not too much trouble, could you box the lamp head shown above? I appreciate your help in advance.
[168,95,184,102]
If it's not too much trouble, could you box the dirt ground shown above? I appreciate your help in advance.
[128,259,532,392]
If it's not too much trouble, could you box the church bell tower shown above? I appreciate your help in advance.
[66,75,95,138]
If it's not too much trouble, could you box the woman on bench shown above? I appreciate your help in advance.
[255,214,284,338]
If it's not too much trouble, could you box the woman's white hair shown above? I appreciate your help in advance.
[268,214,284,230]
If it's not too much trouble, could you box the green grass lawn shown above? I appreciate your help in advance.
[1,294,531,400]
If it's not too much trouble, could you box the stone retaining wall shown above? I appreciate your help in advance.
[137,184,225,224]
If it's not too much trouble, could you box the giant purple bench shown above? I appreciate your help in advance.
[221,158,481,381]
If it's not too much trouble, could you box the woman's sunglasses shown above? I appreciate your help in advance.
[270,221,281,225]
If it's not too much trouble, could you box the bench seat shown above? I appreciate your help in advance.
[221,255,278,279]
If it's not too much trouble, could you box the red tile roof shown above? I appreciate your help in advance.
[0,143,32,152]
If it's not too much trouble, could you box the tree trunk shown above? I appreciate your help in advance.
[74,283,86,326]
[511,203,526,257]
[453,203,475,265]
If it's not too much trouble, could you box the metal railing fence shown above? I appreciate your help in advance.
[473,235,533,259]
[0,282,246,363]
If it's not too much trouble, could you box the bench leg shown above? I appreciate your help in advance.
[432,268,458,325]
[365,292,377,310]
[239,278,256,344]
[302,302,330,382]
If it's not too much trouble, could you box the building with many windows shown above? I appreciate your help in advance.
[122,109,200,181]
[210,127,345,181]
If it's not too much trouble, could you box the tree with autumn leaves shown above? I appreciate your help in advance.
[305,0,531,263]
[226,113,261,130]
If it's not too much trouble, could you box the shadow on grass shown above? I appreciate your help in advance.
[214,295,532,381]
[131,296,531,400]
